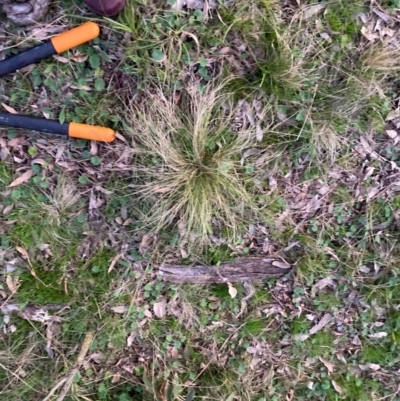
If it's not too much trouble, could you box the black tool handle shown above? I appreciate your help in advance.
[0,41,56,78]
[0,112,115,142]
[0,22,100,77]
[0,113,68,135]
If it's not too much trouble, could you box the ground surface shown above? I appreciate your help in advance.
[2,0,400,400]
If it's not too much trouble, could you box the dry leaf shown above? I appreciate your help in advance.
[8,170,33,188]
[153,298,167,318]
[2,103,18,114]
[16,246,29,258]
[359,136,380,160]
[363,167,375,182]
[45,321,57,358]
[240,148,260,166]
[314,277,336,290]
[31,159,48,167]
[89,192,102,210]
[309,313,332,335]
[272,260,291,269]
[126,332,136,347]
[304,4,326,19]
[14,156,24,163]
[286,389,294,401]
[218,46,232,55]
[8,137,23,147]
[108,253,122,274]
[319,357,335,373]
[16,367,26,378]
[386,130,398,139]
[336,353,347,364]
[368,332,387,339]
[3,204,14,215]
[358,266,371,274]
[359,363,380,371]
[71,52,89,63]
[95,186,113,195]
[246,346,258,354]
[31,25,65,40]
[365,184,380,202]
[70,84,92,91]
[315,19,323,32]
[111,306,128,314]
[89,352,106,364]
[361,26,379,41]
[115,132,128,142]
[320,32,332,43]
[139,234,152,254]
[6,275,19,294]
[171,0,185,9]
[387,107,400,121]
[293,333,310,341]
[372,7,393,23]
[170,347,179,360]
[90,141,98,156]
[378,26,395,37]
[111,372,121,384]
[332,380,342,394]
[53,55,69,63]
[269,176,277,192]
[227,282,237,298]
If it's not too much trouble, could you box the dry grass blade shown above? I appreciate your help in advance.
[361,45,400,74]
[127,81,263,244]
[43,179,81,226]
[43,331,94,401]
[0,361,41,395]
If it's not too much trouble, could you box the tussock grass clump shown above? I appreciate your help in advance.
[127,82,263,243]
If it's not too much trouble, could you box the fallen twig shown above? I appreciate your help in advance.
[158,257,291,283]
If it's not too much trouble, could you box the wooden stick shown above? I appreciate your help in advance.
[158,257,291,284]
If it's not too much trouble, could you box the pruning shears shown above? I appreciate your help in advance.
[0,22,115,143]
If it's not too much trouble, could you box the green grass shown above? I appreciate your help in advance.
[3,0,400,400]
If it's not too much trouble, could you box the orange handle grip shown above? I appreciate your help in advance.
[51,22,100,54]
[68,122,115,142]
